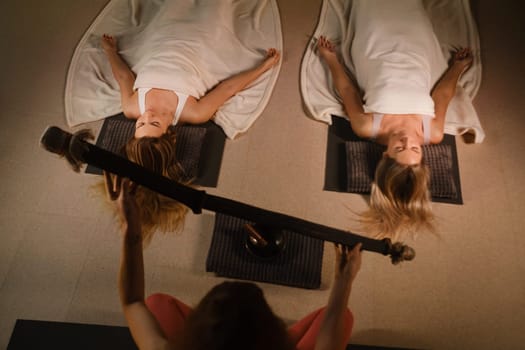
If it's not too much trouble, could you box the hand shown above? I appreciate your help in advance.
[101,34,118,54]
[317,35,337,62]
[334,243,362,283]
[451,47,473,73]
[104,171,140,228]
[259,48,280,72]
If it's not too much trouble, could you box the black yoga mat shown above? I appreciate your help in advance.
[325,115,463,204]
[8,319,418,350]
[206,213,324,289]
[7,319,137,350]
[86,113,226,187]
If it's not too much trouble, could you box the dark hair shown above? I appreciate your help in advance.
[177,282,293,350]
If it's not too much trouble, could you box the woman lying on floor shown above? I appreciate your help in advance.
[317,0,472,240]
[114,176,362,350]
[101,35,279,140]
[101,34,280,240]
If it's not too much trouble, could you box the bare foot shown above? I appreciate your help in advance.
[317,35,338,63]
[260,48,281,72]
[101,34,118,54]
[451,47,473,73]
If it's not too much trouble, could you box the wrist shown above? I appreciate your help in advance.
[333,276,353,292]
[451,61,469,75]
[104,48,119,57]
[123,221,141,237]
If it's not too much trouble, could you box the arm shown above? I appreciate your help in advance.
[113,177,170,350]
[315,243,362,350]
[179,48,280,124]
[317,36,371,138]
[101,34,140,119]
[430,48,473,143]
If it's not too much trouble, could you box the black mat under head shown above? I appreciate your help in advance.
[206,213,324,289]
[325,115,463,204]
[86,113,226,187]
[7,319,417,350]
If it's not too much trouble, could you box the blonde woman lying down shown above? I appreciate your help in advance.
[317,0,472,240]
[101,34,280,240]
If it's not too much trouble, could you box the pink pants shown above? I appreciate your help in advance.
[146,293,353,350]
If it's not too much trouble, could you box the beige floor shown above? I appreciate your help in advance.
[1,0,524,349]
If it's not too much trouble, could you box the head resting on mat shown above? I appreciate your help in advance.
[360,154,434,241]
[176,281,293,350]
[104,128,187,242]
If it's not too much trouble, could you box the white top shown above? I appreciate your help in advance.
[371,113,433,145]
[351,0,442,116]
[137,88,189,125]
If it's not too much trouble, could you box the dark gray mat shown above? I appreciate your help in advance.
[7,319,137,350]
[206,213,324,289]
[86,113,226,187]
[8,319,419,349]
[325,115,463,204]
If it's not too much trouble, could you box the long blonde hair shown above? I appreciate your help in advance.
[360,154,434,241]
[100,129,189,243]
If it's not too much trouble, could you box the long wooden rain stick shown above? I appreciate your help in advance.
[40,126,411,259]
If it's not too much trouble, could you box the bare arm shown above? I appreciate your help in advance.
[430,48,473,143]
[180,48,280,124]
[101,34,140,119]
[317,36,371,138]
[111,176,170,350]
[315,243,362,350]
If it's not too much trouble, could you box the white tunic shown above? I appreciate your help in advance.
[350,0,448,116]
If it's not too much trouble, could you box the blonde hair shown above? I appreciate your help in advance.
[360,155,434,241]
[100,129,189,243]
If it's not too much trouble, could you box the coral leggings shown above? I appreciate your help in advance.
[146,293,353,350]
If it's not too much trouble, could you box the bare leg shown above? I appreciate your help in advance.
[180,49,281,124]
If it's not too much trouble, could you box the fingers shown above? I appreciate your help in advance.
[121,177,138,196]
[101,34,117,51]
[318,35,326,48]
[319,35,328,44]
[318,36,330,47]
[453,47,472,60]
[334,242,362,267]
[103,171,137,201]
[129,180,138,196]
[266,48,280,62]
[333,243,349,258]
[103,171,119,201]
[334,243,361,255]
[317,35,336,55]
[350,242,362,255]
[114,175,122,195]
[265,48,277,56]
